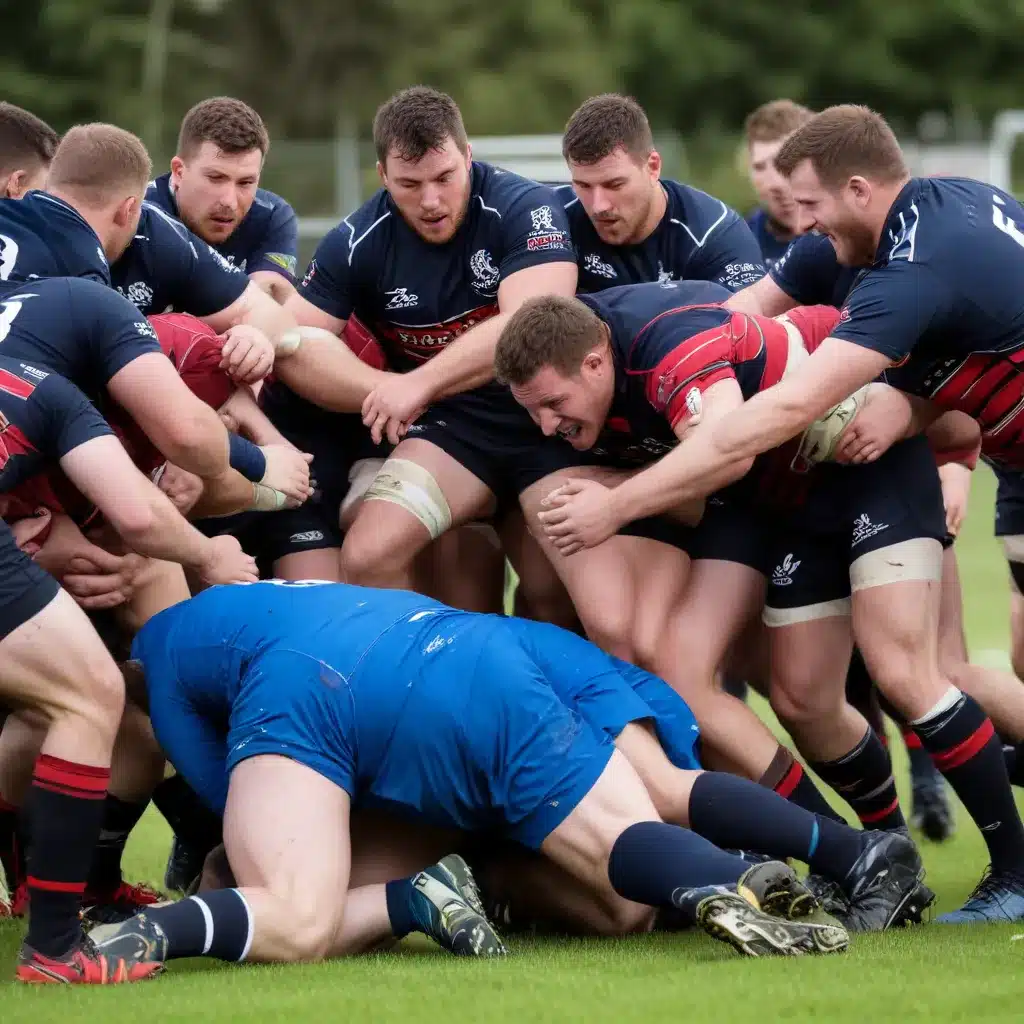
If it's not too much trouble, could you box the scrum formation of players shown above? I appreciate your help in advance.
[2,83,1024,984]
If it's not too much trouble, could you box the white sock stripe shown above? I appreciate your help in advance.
[232,888,255,962]
[911,686,963,727]
[188,895,215,956]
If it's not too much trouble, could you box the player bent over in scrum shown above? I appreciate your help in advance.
[94,581,851,970]
[0,357,256,983]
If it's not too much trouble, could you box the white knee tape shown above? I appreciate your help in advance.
[850,537,943,592]
[362,458,453,539]
[762,597,851,628]
[339,458,387,524]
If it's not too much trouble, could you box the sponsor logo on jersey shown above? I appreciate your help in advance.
[119,281,155,310]
[384,287,420,310]
[301,260,317,288]
[583,253,617,279]
[135,321,158,339]
[377,304,500,363]
[265,252,298,275]
[289,530,325,543]
[209,246,243,274]
[656,261,677,288]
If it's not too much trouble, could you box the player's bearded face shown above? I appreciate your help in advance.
[510,352,613,450]
[170,143,263,244]
[789,162,877,266]
[380,139,472,244]
[571,149,662,245]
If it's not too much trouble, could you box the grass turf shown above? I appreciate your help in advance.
[3,466,1024,1020]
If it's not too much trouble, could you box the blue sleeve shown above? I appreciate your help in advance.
[831,260,952,361]
[69,279,162,382]
[497,185,576,281]
[131,621,230,815]
[769,233,841,305]
[688,212,766,292]
[297,222,354,320]
[248,200,299,278]
[35,372,114,456]
[30,193,111,285]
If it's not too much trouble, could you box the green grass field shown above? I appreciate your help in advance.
[3,466,1024,1020]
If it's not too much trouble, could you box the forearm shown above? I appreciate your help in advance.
[188,469,260,519]
[159,421,232,480]
[415,314,508,401]
[118,488,214,571]
[608,445,752,525]
[220,388,290,446]
[272,327,385,412]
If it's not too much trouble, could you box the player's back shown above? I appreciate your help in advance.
[0,191,110,290]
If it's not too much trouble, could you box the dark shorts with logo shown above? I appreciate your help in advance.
[763,436,946,618]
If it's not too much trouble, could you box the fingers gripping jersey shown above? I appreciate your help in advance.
[578,281,825,467]
[830,177,1024,466]
[0,191,110,288]
[559,179,765,294]
[0,277,161,399]
[297,162,574,371]
[112,202,249,317]
[0,356,113,497]
[147,173,300,279]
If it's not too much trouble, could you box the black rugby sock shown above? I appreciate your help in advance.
[145,889,253,961]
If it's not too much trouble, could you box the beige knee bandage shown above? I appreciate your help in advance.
[362,458,453,539]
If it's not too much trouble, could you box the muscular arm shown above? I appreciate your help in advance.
[414,262,578,401]
[272,293,386,412]
[218,386,291,447]
[107,352,232,480]
[201,280,299,352]
[607,378,754,523]
[249,270,297,305]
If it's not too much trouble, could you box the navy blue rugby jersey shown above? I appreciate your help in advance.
[770,231,859,309]
[746,207,792,267]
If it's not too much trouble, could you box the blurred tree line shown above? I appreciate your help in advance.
[3,0,1024,214]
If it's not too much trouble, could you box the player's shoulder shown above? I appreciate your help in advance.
[472,161,561,213]
[662,179,739,234]
[325,188,394,257]
[138,199,194,247]
[252,186,296,225]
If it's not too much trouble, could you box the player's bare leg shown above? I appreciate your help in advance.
[340,439,494,591]
[93,755,505,965]
[2,588,159,983]
[416,525,505,614]
[499,510,580,629]
[539,750,848,957]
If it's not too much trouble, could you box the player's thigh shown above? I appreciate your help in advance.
[417,524,505,614]
[937,542,968,669]
[224,754,351,928]
[342,438,495,568]
[1002,537,1024,678]
[850,540,945,719]
[348,810,465,888]
[613,720,698,825]
[274,547,343,583]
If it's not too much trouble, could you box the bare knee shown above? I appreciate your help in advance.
[593,894,656,936]
[339,509,423,585]
[278,899,338,962]
[770,672,834,732]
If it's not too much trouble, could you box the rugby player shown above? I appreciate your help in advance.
[497,281,1024,923]
[743,100,814,266]
[147,97,299,304]
[263,86,580,612]
[92,580,852,971]
[0,102,59,200]
[0,355,256,983]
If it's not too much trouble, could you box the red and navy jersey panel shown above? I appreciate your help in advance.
[559,179,765,295]
[0,277,161,401]
[148,173,299,280]
[297,161,574,373]
[0,355,112,498]
[0,190,110,291]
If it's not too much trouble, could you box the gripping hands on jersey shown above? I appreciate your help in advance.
[257,444,314,505]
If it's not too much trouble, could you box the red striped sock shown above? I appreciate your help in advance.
[24,754,109,958]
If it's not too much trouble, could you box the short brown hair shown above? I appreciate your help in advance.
[0,103,59,179]
[775,105,908,189]
[744,99,814,146]
[48,124,152,205]
[373,86,467,166]
[177,97,269,159]
[495,295,605,385]
[563,94,654,166]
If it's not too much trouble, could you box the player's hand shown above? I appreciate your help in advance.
[833,385,912,464]
[155,463,204,516]
[219,324,275,384]
[259,444,314,504]
[196,534,258,586]
[31,514,144,609]
[536,479,620,555]
[939,461,973,536]
[361,372,431,446]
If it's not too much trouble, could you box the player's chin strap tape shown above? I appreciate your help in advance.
[362,458,452,539]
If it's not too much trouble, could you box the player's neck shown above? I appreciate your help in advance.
[630,183,668,245]
[870,175,913,250]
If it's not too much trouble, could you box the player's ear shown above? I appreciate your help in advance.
[647,149,662,180]
[113,194,139,228]
[847,175,872,207]
[376,161,387,188]
[169,155,186,183]
[464,141,472,168]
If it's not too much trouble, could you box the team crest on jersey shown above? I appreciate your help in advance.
[119,281,154,310]
[530,206,556,233]
[469,249,500,294]
[583,254,616,279]
[384,287,420,310]
[208,246,242,274]
[656,261,677,289]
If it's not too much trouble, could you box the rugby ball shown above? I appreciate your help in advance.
[343,314,388,370]
[796,384,870,464]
